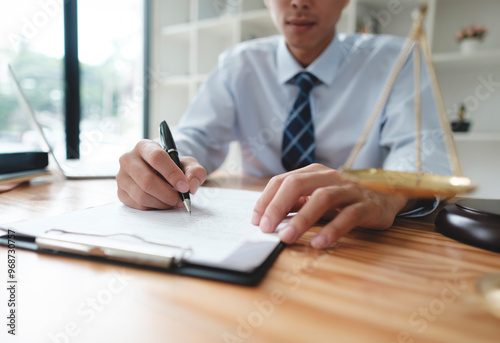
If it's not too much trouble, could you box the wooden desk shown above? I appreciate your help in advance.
[1,175,499,343]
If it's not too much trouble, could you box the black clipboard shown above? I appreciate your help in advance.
[0,229,285,286]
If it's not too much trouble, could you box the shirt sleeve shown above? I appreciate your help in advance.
[379,48,452,177]
[397,197,441,217]
[173,53,237,175]
[380,47,451,218]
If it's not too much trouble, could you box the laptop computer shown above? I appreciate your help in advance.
[8,64,119,179]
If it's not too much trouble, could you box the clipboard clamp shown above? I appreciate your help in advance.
[36,229,192,268]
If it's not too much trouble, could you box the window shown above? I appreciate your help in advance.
[77,0,145,162]
[0,0,64,153]
[0,0,146,162]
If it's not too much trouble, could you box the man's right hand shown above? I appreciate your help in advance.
[117,139,207,210]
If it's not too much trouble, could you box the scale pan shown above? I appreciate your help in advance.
[476,273,500,320]
[341,169,476,198]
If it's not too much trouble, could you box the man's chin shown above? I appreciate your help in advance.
[283,28,315,41]
[285,37,320,52]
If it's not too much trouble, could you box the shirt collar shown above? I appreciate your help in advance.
[276,33,343,86]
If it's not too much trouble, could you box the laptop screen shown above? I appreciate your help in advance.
[7,65,119,178]
[0,65,47,154]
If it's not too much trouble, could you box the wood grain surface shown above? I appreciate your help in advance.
[0,173,499,343]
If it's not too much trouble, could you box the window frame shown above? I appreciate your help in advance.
[63,0,150,159]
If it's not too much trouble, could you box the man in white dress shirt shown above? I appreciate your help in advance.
[117,0,450,249]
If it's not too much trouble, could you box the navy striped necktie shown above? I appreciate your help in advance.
[281,72,319,171]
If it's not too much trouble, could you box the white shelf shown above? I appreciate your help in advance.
[354,0,429,37]
[161,9,270,37]
[152,0,500,142]
[161,75,192,86]
[241,0,267,12]
[161,16,236,36]
[240,8,270,21]
[197,22,236,74]
[241,10,278,41]
[356,0,397,6]
[432,0,500,54]
[433,49,500,70]
[197,0,228,21]
[157,0,189,27]
[161,22,193,36]
[193,73,208,84]
[453,132,500,142]
[159,74,208,90]
[197,16,236,30]
[159,30,191,77]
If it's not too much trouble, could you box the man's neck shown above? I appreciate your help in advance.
[287,32,335,68]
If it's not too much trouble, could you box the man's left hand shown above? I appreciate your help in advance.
[251,164,409,249]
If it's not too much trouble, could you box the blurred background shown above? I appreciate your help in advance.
[1,0,499,197]
[0,0,144,163]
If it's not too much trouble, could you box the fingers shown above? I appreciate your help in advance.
[117,187,154,211]
[279,184,363,245]
[117,152,180,209]
[181,156,207,194]
[252,165,342,233]
[117,140,207,210]
[253,164,333,220]
[136,140,189,193]
[252,163,409,250]
[280,185,409,249]
[311,203,366,249]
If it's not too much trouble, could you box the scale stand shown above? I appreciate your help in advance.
[339,5,475,198]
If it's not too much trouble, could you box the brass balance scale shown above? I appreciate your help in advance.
[339,5,500,320]
[338,5,475,198]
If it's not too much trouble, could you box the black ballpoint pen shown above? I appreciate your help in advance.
[159,120,192,214]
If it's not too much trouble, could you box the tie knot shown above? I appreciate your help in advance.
[294,72,317,94]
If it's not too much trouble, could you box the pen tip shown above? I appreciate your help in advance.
[184,199,192,215]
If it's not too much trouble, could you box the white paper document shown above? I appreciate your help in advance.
[7,187,281,272]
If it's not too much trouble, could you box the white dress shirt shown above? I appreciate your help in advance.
[175,33,451,179]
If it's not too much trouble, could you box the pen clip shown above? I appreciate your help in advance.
[159,120,177,151]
